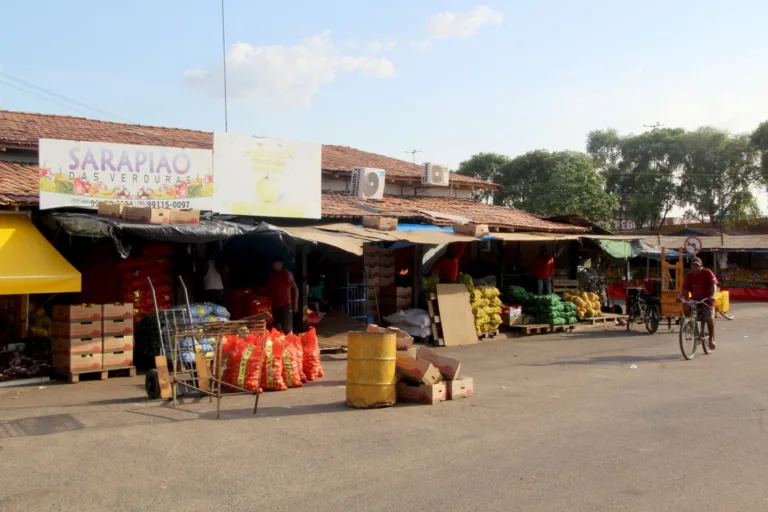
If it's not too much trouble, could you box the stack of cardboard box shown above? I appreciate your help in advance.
[52,305,103,373]
[51,303,135,374]
[102,303,134,369]
[98,203,200,225]
[395,346,473,404]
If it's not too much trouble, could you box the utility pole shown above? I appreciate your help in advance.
[405,149,422,164]
[643,122,664,131]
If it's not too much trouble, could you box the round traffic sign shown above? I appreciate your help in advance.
[683,236,703,255]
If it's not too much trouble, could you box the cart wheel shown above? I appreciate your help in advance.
[145,369,161,399]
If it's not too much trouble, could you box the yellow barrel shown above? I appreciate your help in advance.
[346,331,397,408]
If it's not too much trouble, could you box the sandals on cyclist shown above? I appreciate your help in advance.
[709,341,717,351]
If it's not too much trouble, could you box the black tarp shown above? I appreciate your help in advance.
[48,212,309,258]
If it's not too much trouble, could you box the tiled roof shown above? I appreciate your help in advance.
[320,145,497,188]
[0,162,38,205]
[1,162,580,232]
[0,110,496,189]
[321,192,585,233]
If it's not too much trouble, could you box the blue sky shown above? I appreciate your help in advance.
[1,0,768,176]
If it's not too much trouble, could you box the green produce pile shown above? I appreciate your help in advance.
[457,273,475,292]
[422,276,439,293]
[504,286,577,326]
[471,286,502,335]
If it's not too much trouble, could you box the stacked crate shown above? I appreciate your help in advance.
[376,251,397,317]
[364,246,382,321]
[51,305,103,373]
[102,303,135,369]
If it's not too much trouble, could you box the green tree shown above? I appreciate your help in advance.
[456,152,512,202]
[496,150,618,220]
[723,193,762,230]
[587,128,685,231]
[750,120,768,180]
[677,127,762,226]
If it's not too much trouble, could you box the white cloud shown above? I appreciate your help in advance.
[183,31,395,108]
[417,5,504,46]
[365,39,396,53]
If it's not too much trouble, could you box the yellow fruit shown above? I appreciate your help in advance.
[576,310,585,320]
[573,297,585,308]
[585,309,595,319]
[256,176,280,203]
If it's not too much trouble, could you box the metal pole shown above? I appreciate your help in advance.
[221,0,229,132]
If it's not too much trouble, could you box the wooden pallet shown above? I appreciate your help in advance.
[426,293,445,347]
[478,329,500,339]
[54,366,136,384]
[319,342,347,354]
[551,324,576,333]
[507,324,551,335]
[579,313,625,325]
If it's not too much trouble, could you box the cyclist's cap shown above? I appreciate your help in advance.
[691,257,703,267]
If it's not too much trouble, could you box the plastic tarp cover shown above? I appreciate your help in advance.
[598,239,637,259]
[49,213,305,258]
[0,214,81,294]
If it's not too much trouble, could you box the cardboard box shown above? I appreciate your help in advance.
[364,264,380,278]
[454,223,490,237]
[362,216,398,231]
[122,206,171,224]
[396,287,413,298]
[102,302,134,320]
[169,209,200,224]
[52,337,102,355]
[53,353,102,372]
[367,324,414,351]
[396,352,442,385]
[103,318,134,336]
[379,265,396,278]
[102,350,133,369]
[103,334,134,352]
[97,202,125,219]
[446,377,474,400]
[379,276,395,288]
[363,254,381,266]
[416,346,462,381]
[52,304,102,322]
[396,382,447,404]
[367,276,380,287]
[52,321,102,339]
[363,245,383,255]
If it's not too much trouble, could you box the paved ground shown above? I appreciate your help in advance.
[1,303,766,511]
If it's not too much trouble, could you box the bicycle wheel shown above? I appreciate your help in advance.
[626,306,636,331]
[719,309,735,320]
[645,304,660,334]
[701,320,711,355]
[679,318,697,360]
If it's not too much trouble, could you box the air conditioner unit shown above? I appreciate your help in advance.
[422,162,451,186]
[351,167,386,200]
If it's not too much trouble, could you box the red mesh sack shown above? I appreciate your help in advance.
[261,331,287,391]
[282,332,305,388]
[241,332,265,392]
[300,327,324,382]
[220,335,247,392]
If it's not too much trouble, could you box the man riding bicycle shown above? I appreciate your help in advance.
[677,257,718,351]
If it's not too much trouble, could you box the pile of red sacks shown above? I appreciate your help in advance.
[221,327,323,392]
[116,244,174,322]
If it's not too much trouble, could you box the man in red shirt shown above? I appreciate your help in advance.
[267,257,299,334]
[532,246,555,295]
[431,243,466,283]
[678,257,718,350]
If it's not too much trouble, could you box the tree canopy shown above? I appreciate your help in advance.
[456,152,511,202]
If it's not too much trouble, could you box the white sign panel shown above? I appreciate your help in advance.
[213,132,321,219]
[38,139,214,210]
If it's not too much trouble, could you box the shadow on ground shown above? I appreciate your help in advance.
[529,354,682,367]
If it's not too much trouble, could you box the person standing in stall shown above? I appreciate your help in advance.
[532,246,555,295]
[267,257,299,333]
[431,242,467,283]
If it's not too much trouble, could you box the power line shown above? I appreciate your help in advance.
[0,71,129,122]
[0,78,101,119]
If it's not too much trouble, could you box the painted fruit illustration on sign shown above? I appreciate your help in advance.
[256,176,280,203]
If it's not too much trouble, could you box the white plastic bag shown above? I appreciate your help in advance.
[383,310,407,325]
[403,309,431,328]
[390,322,432,338]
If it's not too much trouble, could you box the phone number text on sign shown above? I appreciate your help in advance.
[72,198,192,209]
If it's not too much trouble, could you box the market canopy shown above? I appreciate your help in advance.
[0,213,80,295]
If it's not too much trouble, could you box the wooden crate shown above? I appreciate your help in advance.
[507,324,551,335]
[54,366,136,384]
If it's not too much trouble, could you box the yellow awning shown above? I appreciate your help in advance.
[0,214,81,295]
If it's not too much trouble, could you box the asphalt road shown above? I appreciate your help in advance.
[1,303,766,511]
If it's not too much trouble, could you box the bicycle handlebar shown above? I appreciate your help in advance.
[680,298,714,309]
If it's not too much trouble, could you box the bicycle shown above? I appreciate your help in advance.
[679,298,715,360]
[626,289,661,334]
